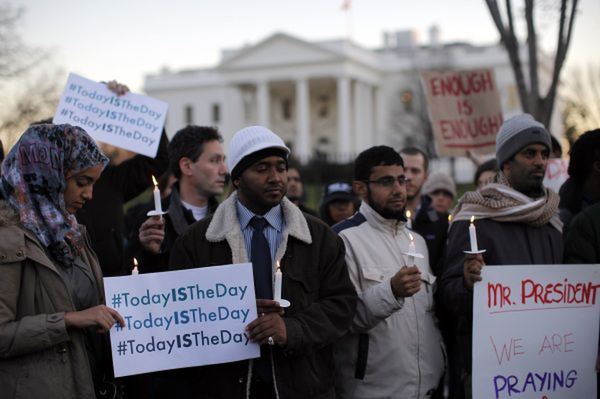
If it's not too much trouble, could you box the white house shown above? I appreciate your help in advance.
[144,28,561,176]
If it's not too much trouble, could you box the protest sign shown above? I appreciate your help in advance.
[104,263,259,377]
[473,265,600,399]
[420,68,503,157]
[543,158,569,193]
[53,73,168,157]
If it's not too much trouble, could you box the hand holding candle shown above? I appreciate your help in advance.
[273,261,290,307]
[403,232,423,265]
[407,233,416,265]
[147,175,168,217]
[464,215,486,254]
[152,175,162,213]
[469,216,478,252]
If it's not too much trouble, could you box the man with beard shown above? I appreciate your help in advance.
[439,114,563,398]
[400,147,448,276]
[333,146,445,399]
[168,126,357,399]
[285,166,317,215]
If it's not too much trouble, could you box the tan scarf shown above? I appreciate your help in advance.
[451,173,562,232]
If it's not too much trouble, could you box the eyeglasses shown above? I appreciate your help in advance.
[364,176,407,188]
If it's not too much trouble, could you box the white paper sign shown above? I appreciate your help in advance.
[543,159,569,194]
[53,73,168,157]
[473,265,600,399]
[104,263,260,377]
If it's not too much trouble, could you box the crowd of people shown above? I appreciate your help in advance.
[0,79,598,399]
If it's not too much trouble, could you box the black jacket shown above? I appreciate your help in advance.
[412,195,449,276]
[438,218,563,373]
[165,194,357,399]
[76,131,168,276]
[130,184,218,274]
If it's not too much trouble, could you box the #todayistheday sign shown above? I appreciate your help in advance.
[104,263,259,377]
[473,264,600,399]
[53,73,168,157]
[420,68,502,157]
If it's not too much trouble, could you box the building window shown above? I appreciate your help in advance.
[282,99,292,120]
[212,103,220,123]
[401,90,413,113]
[184,105,194,124]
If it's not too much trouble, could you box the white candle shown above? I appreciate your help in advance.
[469,216,479,252]
[132,258,139,275]
[405,210,412,229]
[407,233,416,265]
[152,175,162,213]
[274,261,282,302]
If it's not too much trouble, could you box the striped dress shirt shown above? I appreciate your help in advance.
[236,200,285,264]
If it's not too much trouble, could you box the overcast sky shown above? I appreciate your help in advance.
[15,0,600,92]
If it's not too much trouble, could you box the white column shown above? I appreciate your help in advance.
[374,85,385,146]
[295,78,311,164]
[337,76,351,161]
[257,81,270,126]
[354,81,366,152]
[364,83,374,149]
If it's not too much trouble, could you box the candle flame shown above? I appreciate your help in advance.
[133,258,138,266]
[470,215,475,223]
[406,210,411,219]
[448,214,453,222]
[151,175,158,187]
[408,232,414,241]
[276,260,281,272]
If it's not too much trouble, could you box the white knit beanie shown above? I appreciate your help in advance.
[227,126,290,180]
[495,114,551,167]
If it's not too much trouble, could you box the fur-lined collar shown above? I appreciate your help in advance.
[205,192,312,264]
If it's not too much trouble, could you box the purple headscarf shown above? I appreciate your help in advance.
[0,123,108,267]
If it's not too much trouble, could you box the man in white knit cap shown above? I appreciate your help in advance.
[168,126,356,399]
[438,114,563,398]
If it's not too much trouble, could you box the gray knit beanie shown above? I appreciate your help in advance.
[496,114,551,167]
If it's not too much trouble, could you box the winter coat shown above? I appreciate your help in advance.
[438,218,563,374]
[333,201,445,399]
[412,195,448,277]
[76,130,168,276]
[166,193,357,399]
[0,201,104,399]
[564,201,600,263]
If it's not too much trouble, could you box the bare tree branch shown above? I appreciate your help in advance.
[525,0,539,115]
[485,0,580,128]
[543,0,579,126]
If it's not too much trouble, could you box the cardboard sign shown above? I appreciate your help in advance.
[53,73,168,157]
[543,159,569,194]
[420,68,503,157]
[473,264,600,399]
[104,263,260,377]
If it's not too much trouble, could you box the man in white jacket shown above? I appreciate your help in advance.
[333,146,445,399]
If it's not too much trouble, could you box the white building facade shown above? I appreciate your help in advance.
[144,30,561,169]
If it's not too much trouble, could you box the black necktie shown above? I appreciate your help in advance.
[249,216,273,300]
[249,216,274,384]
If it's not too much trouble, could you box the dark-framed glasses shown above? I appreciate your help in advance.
[364,176,407,188]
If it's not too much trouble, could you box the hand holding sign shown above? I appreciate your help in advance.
[53,73,168,158]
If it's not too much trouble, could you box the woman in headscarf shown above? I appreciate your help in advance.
[0,123,124,399]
